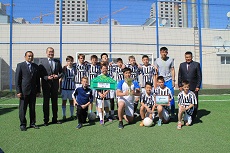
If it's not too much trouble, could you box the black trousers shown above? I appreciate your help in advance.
[192,90,199,120]
[19,93,36,126]
[43,85,58,123]
[76,105,88,124]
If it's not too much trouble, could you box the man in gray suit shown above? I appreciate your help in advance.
[39,47,62,126]
[15,51,40,131]
[178,51,202,120]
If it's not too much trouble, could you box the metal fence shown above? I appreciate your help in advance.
[0,0,230,91]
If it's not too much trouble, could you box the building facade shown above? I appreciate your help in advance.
[55,0,88,24]
[150,0,183,27]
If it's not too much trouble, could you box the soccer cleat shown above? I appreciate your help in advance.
[110,115,117,120]
[157,119,162,126]
[134,112,140,117]
[100,120,104,125]
[118,121,124,129]
[139,121,144,127]
[177,122,182,130]
[76,123,82,129]
[70,116,75,120]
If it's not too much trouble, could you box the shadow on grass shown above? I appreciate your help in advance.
[193,109,211,124]
[0,106,18,115]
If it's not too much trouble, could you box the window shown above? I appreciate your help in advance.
[221,56,230,64]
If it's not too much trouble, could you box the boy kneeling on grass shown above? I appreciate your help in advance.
[177,80,197,130]
[116,67,141,129]
[72,76,93,129]
[139,82,155,127]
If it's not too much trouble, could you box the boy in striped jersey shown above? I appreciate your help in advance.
[116,67,141,129]
[100,53,116,119]
[177,80,197,129]
[74,54,88,89]
[61,56,76,120]
[140,55,157,91]
[139,82,155,127]
[125,56,141,116]
[155,76,173,126]
[96,63,112,125]
[87,55,101,114]
[113,58,124,82]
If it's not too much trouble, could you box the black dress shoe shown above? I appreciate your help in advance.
[30,125,40,129]
[20,126,27,131]
[52,120,62,124]
[43,123,49,126]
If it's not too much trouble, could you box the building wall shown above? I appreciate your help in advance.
[0,24,229,89]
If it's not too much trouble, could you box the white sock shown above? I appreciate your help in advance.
[99,113,103,120]
[111,110,114,115]
[62,106,66,116]
[70,105,74,116]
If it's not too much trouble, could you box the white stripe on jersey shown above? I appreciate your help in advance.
[155,86,172,110]
[178,91,197,116]
[87,64,101,84]
[141,64,156,87]
[74,63,88,84]
[140,92,155,108]
[96,90,110,100]
[112,65,124,82]
[125,63,140,82]
[62,67,76,90]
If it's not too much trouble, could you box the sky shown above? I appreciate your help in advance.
[1,0,230,29]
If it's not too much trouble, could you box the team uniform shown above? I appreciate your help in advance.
[61,66,76,118]
[107,64,115,98]
[140,91,155,119]
[125,63,140,82]
[140,64,156,93]
[61,67,76,100]
[155,86,173,121]
[117,80,140,117]
[112,65,124,82]
[74,63,88,88]
[87,64,101,97]
[177,91,197,124]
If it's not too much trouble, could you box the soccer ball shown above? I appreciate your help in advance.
[88,112,96,121]
[143,117,153,127]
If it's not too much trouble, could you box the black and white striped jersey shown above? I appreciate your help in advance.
[140,92,155,109]
[140,64,156,87]
[125,63,140,82]
[87,64,101,85]
[74,63,88,84]
[61,67,76,90]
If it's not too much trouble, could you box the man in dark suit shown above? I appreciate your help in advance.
[39,47,62,126]
[15,51,40,131]
[178,51,202,120]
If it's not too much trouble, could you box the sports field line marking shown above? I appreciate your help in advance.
[0,99,229,106]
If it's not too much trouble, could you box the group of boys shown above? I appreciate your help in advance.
[61,51,197,130]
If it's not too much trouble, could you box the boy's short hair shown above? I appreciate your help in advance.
[185,51,193,56]
[116,58,123,63]
[128,55,135,61]
[157,76,165,82]
[91,55,98,60]
[66,55,74,61]
[122,67,131,73]
[101,53,108,59]
[142,55,149,59]
[160,47,168,51]
[81,76,88,81]
[182,80,190,86]
[100,62,108,68]
[145,81,153,87]
[78,54,85,59]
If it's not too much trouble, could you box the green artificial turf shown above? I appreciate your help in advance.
[0,95,230,153]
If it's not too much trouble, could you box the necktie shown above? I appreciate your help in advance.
[187,64,190,71]
[27,63,31,72]
[49,59,53,71]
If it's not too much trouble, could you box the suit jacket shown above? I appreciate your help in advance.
[39,58,62,91]
[15,61,40,95]
[178,61,202,91]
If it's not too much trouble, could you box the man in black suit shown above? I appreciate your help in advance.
[39,47,62,126]
[178,51,202,120]
[15,51,40,131]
